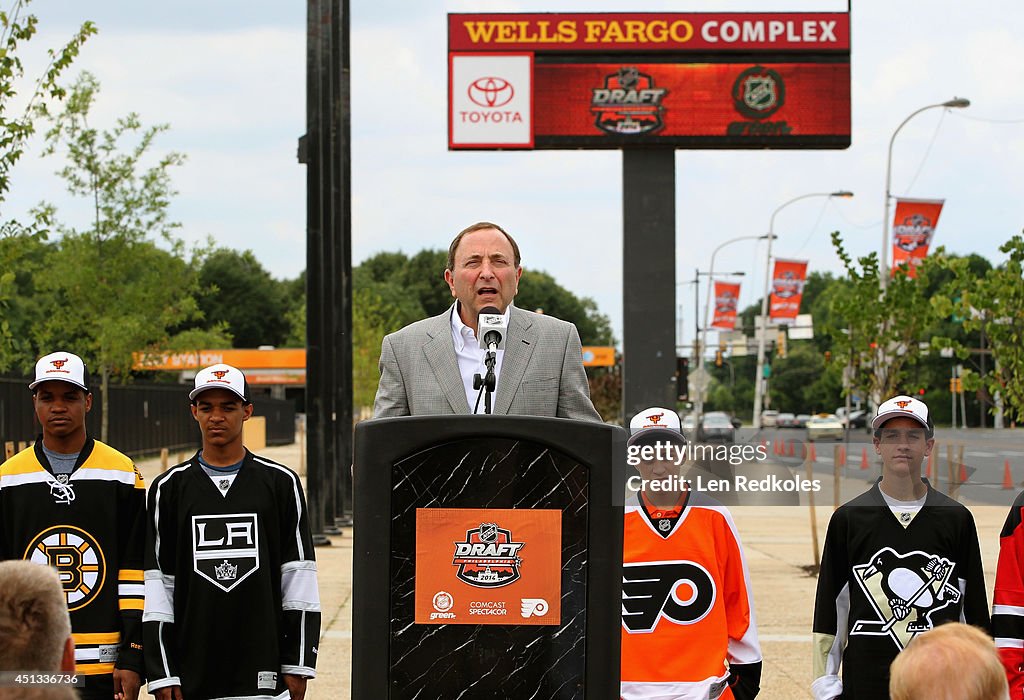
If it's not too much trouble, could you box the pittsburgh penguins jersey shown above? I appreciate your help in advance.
[143,450,320,700]
[812,479,990,699]
[621,490,762,700]
[0,438,146,678]
[993,489,1024,697]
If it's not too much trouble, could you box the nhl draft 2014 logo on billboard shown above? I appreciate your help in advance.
[192,513,260,592]
[591,66,668,135]
[893,213,935,252]
[772,271,804,298]
[452,522,525,588]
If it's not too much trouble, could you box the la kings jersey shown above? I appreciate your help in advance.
[812,479,990,699]
[144,450,320,699]
[0,439,146,679]
[622,490,762,700]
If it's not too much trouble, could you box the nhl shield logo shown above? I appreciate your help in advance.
[452,523,525,588]
[732,65,786,120]
[192,513,260,592]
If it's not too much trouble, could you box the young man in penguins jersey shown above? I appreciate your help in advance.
[621,407,761,700]
[812,395,989,699]
[143,364,320,700]
[0,351,145,700]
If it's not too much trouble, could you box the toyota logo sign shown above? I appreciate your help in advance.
[468,76,514,108]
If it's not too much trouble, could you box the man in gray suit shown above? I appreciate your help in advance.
[373,221,602,421]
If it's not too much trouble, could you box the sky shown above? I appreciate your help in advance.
[7,0,1024,350]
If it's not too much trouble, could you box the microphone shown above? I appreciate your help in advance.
[477,306,506,352]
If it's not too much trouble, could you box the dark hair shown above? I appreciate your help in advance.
[446,222,522,271]
[873,417,935,440]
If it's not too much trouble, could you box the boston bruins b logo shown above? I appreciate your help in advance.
[24,525,106,611]
[622,560,716,633]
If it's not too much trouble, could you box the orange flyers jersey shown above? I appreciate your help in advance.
[621,490,761,700]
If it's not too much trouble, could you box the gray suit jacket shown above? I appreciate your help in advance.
[373,305,602,421]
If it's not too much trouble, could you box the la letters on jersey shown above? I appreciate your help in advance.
[192,513,260,592]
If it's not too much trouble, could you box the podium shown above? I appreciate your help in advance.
[352,415,625,699]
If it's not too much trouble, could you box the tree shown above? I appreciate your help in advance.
[825,231,942,407]
[197,248,291,348]
[932,235,1024,424]
[37,72,203,441]
[0,2,96,365]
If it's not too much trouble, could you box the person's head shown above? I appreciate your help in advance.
[889,622,1009,700]
[29,352,92,446]
[444,222,523,325]
[627,407,687,486]
[0,561,75,674]
[189,364,253,450]
[871,395,935,478]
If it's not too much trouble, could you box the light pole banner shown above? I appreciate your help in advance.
[712,281,741,329]
[769,259,808,320]
[891,197,944,278]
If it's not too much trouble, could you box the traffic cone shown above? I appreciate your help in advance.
[809,443,817,462]
[925,450,933,479]
[860,447,869,470]
[1004,460,1014,490]
[959,462,968,484]
[840,446,847,467]
[801,443,807,460]
[788,440,795,457]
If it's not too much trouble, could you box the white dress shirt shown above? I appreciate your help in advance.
[450,303,509,413]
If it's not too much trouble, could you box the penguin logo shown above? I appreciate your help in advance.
[850,547,961,650]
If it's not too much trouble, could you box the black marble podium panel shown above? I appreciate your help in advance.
[389,438,590,699]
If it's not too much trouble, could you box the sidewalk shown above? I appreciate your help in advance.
[137,445,1008,699]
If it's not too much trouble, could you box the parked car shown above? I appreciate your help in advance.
[795,414,812,429]
[699,413,736,443]
[777,412,797,428]
[835,407,869,430]
[680,413,696,440]
[807,414,844,441]
[706,411,742,429]
[761,410,779,428]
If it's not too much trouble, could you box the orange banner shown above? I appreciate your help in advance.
[711,281,741,329]
[769,259,808,320]
[415,508,561,626]
[132,348,307,371]
[892,198,944,278]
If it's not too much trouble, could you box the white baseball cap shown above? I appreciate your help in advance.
[628,406,686,445]
[29,352,89,393]
[189,364,250,403]
[871,395,931,431]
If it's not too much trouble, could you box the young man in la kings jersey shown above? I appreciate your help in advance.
[812,395,990,699]
[143,364,320,700]
[0,351,145,700]
[621,407,761,700]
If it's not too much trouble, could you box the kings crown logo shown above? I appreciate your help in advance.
[215,559,238,581]
[452,522,525,588]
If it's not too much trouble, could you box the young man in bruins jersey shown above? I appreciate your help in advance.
[144,364,319,700]
[812,395,989,699]
[621,407,761,700]
[0,352,145,700]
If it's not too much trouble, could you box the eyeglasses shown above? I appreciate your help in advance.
[878,429,928,444]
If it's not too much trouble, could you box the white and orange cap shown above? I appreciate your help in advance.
[189,363,250,403]
[627,406,685,445]
[29,352,89,393]
[871,395,931,431]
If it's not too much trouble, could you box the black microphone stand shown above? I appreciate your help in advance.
[473,347,497,415]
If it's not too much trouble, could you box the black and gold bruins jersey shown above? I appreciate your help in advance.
[0,438,146,678]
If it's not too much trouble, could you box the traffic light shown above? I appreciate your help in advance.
[676,357,689,401]
[715,350,723,367]
[775,331,787,359]
[918,387,926,396]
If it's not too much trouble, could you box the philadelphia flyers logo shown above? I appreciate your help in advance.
[212,370,229,379]
[622,560,716,633]
[895,400,911,409]
[24,525,106,611]
[51,359,67,369]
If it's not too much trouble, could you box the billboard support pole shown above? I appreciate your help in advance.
[622,149,676,423]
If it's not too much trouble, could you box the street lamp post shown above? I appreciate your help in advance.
[693,235,770,429]
[880,97,969,290]
[752,191,853,430]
